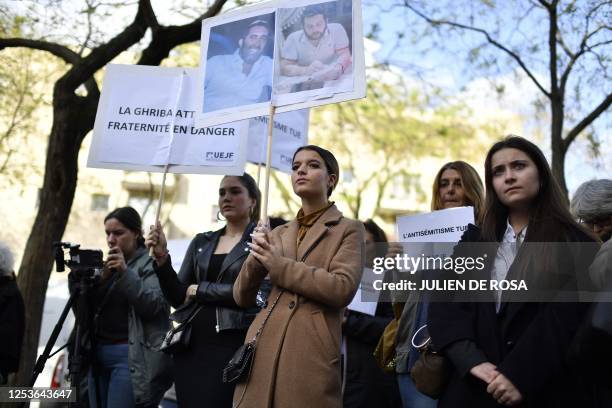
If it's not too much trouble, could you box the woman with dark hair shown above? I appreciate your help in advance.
[146,173,262,408]
[343,219,402,408]
[427,136,598,407]
[394,160,484,408]
[85,206,172,408]
[232,145,365,407]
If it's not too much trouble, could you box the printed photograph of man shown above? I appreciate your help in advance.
[276,1,353,95]
[203,14,275,113]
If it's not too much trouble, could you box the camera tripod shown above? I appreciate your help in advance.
[29,270,102,408]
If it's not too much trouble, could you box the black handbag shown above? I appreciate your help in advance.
[160,303,202,354]
[222,290,284,384]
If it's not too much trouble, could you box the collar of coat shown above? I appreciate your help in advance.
[195,222,256,282]
[278,204,343,261]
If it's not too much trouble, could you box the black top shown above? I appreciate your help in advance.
[0,276,25,379]
[94,277,129,343]
[194,253,228,343]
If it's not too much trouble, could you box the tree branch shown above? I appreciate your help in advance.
[60,0,150,91]
[0,38,80,64]
[559,25,611,94]
[563,93,612,149]
[404,1,551,97]
[137,0,227,66]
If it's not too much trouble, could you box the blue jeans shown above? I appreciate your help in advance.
[88,343,134,408]
[397,373,437,408]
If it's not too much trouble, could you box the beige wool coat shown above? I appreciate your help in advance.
[232,205,365,408]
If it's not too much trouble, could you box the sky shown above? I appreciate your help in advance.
[360,0,611,194]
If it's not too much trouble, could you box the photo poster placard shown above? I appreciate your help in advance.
[247,109,309,174]
[273,0,366,112]
[197,5,277,127]
[87,64,248,175]
[195,0,365,127]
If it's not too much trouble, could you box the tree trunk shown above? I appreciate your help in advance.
[550,94,568,198]
[13,87,97,387]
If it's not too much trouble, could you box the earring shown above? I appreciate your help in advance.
[216,210,226,222]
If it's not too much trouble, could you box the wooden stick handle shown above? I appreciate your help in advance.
[261,105,276,226]
[149,164,169,257]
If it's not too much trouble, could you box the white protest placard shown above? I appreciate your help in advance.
[396,207,474,272]
[397,207,474,243]
[247,109,309,173]
[347,267,380,316]
[196,0,365,127]
[88,64,248,175]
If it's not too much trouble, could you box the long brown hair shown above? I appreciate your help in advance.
[431,161,484,224]
[481,135,585,242]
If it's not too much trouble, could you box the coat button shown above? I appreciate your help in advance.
[506,340,514,348]
[130,367,135,373]
[288,301,295,309]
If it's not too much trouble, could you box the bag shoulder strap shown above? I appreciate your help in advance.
[172,304,203,334]
[250,289,284,342]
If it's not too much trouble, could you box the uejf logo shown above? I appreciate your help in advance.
[206,151,235,162]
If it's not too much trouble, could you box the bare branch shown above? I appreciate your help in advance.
[61,0,150,91]
[555,30,574,58]
[141,0,160,32]
[564,93,612,149]
[404,1,551,98]
[137,0,227,65]
[0,38,80,64]
[559,25,611,94]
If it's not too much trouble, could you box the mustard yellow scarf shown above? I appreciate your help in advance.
[296,202,334,247]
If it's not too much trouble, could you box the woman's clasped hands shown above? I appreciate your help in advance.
[247,221,282,269]
[470,362,523,406]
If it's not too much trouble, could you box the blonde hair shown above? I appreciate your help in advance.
[431,161,484,224]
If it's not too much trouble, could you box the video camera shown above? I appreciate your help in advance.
[53,241,104,275]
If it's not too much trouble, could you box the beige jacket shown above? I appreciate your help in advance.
[233,205,365,408]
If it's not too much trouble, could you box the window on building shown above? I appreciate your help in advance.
[91,194,109,211]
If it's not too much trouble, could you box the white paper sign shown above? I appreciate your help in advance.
[196,0,365,127]
[395,207,475,269]
[247,109,309,173]
[88,64,248,175]
[397,207,474,243]
[347,267,380,315]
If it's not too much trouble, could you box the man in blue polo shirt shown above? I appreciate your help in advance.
[203,19,273,113]
[280,5,352,83]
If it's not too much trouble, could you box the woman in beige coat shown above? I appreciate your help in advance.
[233,145,365,408]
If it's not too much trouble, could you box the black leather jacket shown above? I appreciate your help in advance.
[156,223,268,331]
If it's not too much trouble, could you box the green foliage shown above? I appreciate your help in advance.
[310,74,490,218]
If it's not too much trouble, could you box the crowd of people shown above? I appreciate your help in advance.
[0,136,610,408]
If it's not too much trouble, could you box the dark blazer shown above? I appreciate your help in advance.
[343,303,402,408]
[156,223,263,331]
[0,275,25,382]
[428,223,598,408]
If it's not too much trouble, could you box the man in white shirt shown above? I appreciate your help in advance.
[203,19,273,112]
[280,5,352,83]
